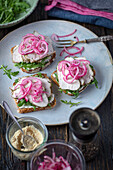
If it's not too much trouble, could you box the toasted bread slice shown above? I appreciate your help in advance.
[11,73,56,113]
[14,98,56,114]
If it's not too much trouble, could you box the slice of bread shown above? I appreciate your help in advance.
[11,73,56,113]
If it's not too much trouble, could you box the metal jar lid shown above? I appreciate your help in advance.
[69,108,100,141]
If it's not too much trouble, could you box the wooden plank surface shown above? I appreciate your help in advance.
[0,0,113,170]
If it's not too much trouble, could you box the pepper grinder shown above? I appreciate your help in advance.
[69,108,100,161]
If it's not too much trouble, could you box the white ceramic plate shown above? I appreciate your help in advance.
[0,20,112,125]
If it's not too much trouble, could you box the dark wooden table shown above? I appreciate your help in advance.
[0,1,113,170]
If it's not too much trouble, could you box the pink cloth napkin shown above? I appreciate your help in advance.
[45,0,113,21]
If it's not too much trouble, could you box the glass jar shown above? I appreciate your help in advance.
[30,140,86,170]
[6,117,48,161]
[69,108,100,161]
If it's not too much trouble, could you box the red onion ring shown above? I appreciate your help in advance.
[51,29,77,42]
[18,33,48,58]
[58,58,90,84]
[14,77,46,103]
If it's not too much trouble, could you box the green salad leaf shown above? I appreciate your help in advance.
[0,65,19,79]
[0,0,30,24]
[14,78,19,83]
[90,77,98,88]
[54,72,59,83]
[58,88,79,98]
[17,98,36,111]
[14,56,50,70]
[61,100,81,107]
[34,72,44,78]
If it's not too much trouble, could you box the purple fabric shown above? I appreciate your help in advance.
[45,0,113,21]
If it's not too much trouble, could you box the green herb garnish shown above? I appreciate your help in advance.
[25,101,36,111]
[14,61,47,70]
[48,96,51,101]
[90,77,98,88]
[0,65,19,79]
[61,100,81,107]
[14,78,19,83]
[58,88,63,93]
[14,56,50,70]
[68,89,79,98]
[17,99,36,111]
[47,103,51,107]
[17,98,26,107]
[0,0,30,24]
[58,88,79,98]
[54,73,59,83]
[35,72,43,78]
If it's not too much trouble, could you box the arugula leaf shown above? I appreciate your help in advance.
[89,64,94,70]
[35,72,44,78]
[48,96,51,101]
[68,89,79,98]
[90,77,98,88]
[17,95,52,110]
[15,78,19,83]
[58,88,79,98]
[0,0,30,24]
[61,100,81,107]
[0,65,19,79]
[47,103,51,107]
[14,56,50,70]
[17,98,26,107]
[25,101,36,111]
[58,88,63,93]
[54,73,59,82]
[17,99,36,110]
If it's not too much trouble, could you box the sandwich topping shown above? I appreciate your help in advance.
[18,33,48,59]
[11,76,54,108]
[57,57,94,91]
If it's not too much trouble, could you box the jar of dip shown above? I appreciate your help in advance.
[6,117,48,161]
[69,108,100,161]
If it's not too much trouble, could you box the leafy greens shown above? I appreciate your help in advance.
[61,100,81,107]
[0,0,30,24]
[0,65,19,79]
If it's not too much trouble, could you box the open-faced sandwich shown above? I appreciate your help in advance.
[10,73,56,113]
[51,57,98,97]
[11,31,56,73]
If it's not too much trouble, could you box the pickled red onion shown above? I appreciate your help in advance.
[14,77,46,103]
[60,46,82,56]
[18,80,32,101]
[51,29,77,42]
[18,33,48,58]
[63,46,84,56]
[58,59,90,84]
[23,33,36,39]
[38,151,72,170]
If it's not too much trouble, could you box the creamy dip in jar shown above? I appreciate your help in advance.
[11,125,43,151]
